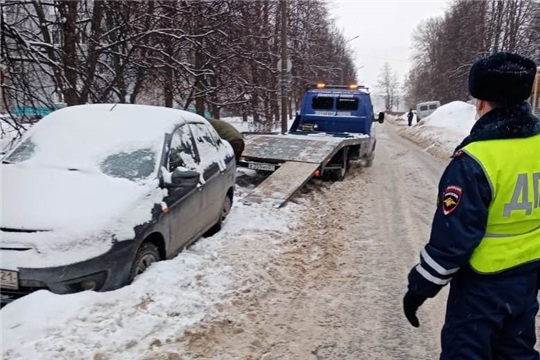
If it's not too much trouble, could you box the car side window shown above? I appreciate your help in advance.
[204,123,223,146]
[190,123,220,150]
[169,125,198,171]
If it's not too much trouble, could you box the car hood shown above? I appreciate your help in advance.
[1,165,166,269]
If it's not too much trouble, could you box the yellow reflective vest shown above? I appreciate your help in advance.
[463,134,540,274]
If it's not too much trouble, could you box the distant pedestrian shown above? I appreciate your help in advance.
[403,52,540,359]
[207,118,245,163]
[407,109,414,126]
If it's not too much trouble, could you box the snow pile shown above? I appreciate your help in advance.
[399,101,476,157]
[397,111,417,124]
[2,196,296,360]
[221,116,294,133]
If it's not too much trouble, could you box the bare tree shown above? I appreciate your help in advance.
[406,0,540,106]
[1,0,358,130]
[377,63,399,111]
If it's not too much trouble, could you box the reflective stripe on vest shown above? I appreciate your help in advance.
[463,134,540,274]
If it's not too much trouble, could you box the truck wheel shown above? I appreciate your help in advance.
[365,159,373,167]
[331,163,348,181]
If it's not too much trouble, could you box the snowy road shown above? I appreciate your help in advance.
[144,124,450,359]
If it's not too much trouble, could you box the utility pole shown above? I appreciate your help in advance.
[280,0,288,134]
[0,0,6,114]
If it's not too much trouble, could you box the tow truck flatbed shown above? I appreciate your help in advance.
[240,132,374,207]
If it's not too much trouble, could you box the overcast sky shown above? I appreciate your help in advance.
[330,0,449,90]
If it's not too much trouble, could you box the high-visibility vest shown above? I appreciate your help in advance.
[463,134,540,274]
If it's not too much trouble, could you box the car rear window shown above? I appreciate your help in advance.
[429,104,438,110]
[419,105,428,111]
[312,96,334,110]
[336,97,359,111]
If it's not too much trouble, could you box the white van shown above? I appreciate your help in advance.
[416,101,441,120]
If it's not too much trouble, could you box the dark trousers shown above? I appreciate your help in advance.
[228,139,245,163]
[441,271,540,360]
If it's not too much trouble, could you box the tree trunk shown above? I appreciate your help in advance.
[59,0,80,106]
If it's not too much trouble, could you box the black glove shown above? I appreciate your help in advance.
[403,291,427,328]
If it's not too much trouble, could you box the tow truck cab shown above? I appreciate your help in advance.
[290,84,385,135]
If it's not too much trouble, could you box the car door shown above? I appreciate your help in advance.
[189,122,225,226]
[164,125,204,254]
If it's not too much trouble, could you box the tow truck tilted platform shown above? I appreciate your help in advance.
[239,84,385,207]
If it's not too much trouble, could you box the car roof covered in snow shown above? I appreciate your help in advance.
[3,104,208,172]
[48,103,206,127]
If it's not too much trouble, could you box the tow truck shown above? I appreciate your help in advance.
[239,83,385,207]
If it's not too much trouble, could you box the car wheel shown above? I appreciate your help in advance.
[221,195,233,221]
[204,195,232,237]
[128,242,160,284]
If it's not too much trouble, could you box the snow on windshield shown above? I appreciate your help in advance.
[100,148,156,181]
[3,104,183,181]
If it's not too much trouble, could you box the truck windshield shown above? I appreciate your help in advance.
[337,97,359,111]
[312,96,334,110]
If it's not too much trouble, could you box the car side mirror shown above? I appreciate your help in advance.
[169,169,200,187]
[378,112,385,124]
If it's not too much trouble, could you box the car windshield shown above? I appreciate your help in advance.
[2,109,168,182]
[100,149,156,181]
[4,138,36,163]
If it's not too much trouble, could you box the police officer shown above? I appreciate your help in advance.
[403,52,540,359]
[206,118,245,163]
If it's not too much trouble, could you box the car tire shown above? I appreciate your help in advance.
[204,195,232,237]
[128,242,160,284]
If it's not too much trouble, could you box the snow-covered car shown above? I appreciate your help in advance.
[0,104,236,304]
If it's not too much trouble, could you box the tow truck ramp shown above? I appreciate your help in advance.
[243,161,320,207]
[240,133,373,207]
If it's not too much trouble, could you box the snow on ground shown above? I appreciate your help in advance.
[395,101,476,158]
[221,116,294,133]
[396,111,417,124]
[1,184,299,360]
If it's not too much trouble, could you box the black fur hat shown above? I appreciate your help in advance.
[469,52,537,104]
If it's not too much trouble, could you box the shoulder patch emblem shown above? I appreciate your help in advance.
[442,185,463,215]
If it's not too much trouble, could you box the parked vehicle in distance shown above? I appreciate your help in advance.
[416,101,441,121]
[0,104,236,304]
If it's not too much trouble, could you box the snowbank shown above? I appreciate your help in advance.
[2,194,298,360]
[221,116,294,133]
[398,101,476,158]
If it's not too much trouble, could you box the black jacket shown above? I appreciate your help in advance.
[408,102,540,298]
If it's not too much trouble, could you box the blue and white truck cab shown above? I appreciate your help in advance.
[290,83,384,136]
